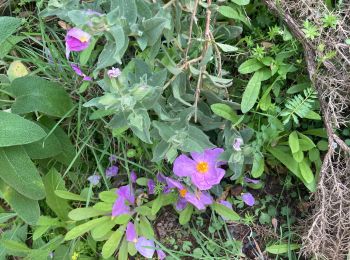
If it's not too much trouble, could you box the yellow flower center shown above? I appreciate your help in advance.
[196,161,209,174]
[179,188,187,197]
[79,36,89,43]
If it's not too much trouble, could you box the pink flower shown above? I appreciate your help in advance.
[147,179,155,195]
[126,222,137,243]
[242,192,255,206]
[111,185,135,217]
[70,64,91,81]
[65,28,91,58]
[130,171,137,183]
[165,177,213,210]
[157,249,166,260]
[135,237,155,258]
[107,67,121,78]
[173,148,225,190]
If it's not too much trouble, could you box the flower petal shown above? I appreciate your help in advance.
[242,192,255,206]
[165,177,183,190]
[111,197,130,217]
[117,185,135,204]
[126,222,137,242]
[173,154,197,177]
[175,197,187,211]
[135,237,155,259]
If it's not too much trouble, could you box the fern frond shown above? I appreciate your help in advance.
[281,88,318,125]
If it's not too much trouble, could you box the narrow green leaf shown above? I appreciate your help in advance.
[238,59,264,74]
[99,190,117,203]
[151,194,163,215]
[102,225,125,259]
[288,131,300,153]
[68,207,108,221]
[0,213,17,224]
[216,43,238,52]
[299,160,314,183]
[91,219,116,240]
[65,216,109,240]
[251,154,264,178]
[139,216,154,239]
[212,203,240,221]
[266,244,300,254]
[211,103,239,123]
[118,238,128,260]
[54,190,86,201]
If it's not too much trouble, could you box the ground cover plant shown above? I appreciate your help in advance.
[0,0,348,259]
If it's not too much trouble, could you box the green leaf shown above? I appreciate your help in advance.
[231,0,250,5]
[54,190,86,201]
[299,160,314,183]
[179,204,193,225]
[238,59,264,74]
[218,6,251,27]
[0,111,46,147]
[216,43,238,52]
[241,69,271,113]
[102,225,125,259]
[118,238,128,260]
[65,216,109,240]
[1,240,31,254]
[288,131,300,153]
[10,76,74,117]
[298,132,316,151]
[251,154,264,178]
[24,124,62,159]
[0,212,17,224]
[0,178,40,225]
[266,244,300,254]
[68,207,108,221]
[0,36,25,59]
[211,103,239,123]
[212,203,240,221]
[0,146,45,200]
[139,216,154,239]
[0,17,22,46]
[91,219,116,240]
[99,190,117,203]
[42,168,70,221]
[151,194,163,215]
[292,150,304,163]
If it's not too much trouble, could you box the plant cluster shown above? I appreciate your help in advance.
[0,0,332,259]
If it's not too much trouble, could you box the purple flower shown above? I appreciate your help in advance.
[147,180,155,195]
[107,67,121,78]
[233,138,244,151]
[70,64,91,81]
[106,165,119,177]
[87,174,100,186]
[156,172,166,183]
[109,154,117,163]
[135,237,155,258]
[126,222,137,243]
[157,249,166,260]
[165,177,213,210]
[219,200,233,220]
[242,192,255,206]
[244,177,260,184]
[130,171,137,183]
[175,198,187,211]
[65,28,91,58]
[111,185,135,217]
[173,148,225,190]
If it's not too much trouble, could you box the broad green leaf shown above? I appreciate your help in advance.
[114,214,132,225]
[0,179,40,225]
[292,150,304,163]
[238,59,264,74]
[135,206,152,216]
[42,168,70,221]
[216,43,238,52]
[0,36,25,59]
[99,190,117,203]
[139,216,154,239]
[7,61,29,82]
[288,131,300,153]
[93,202,113,212]
[266,244,300,254]
[65,216,109,240]
[211,103,239,123]
[24,124,62,159]
[304,110,322,120]
[231,0,250,5]
[0,17,21,46]
[0,146,45,200]
[68,207,108,221]
[218,6,251,27]
[251,154,264,178]
[309,148,320,162]
[241,69,271,113]
[136,177,149,186]
[0,212,17,224]
[179,204,193,225]
[10,76,74,117]
[299,160,314,183]
[1,240,31,254]
[33,225,51,240]
[102,225,125,259]
[0,111,46,147]
[212,203,240,221]
[297,132,316,151]
[54,190,86,201]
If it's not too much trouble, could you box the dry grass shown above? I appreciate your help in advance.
[262,0,350,259]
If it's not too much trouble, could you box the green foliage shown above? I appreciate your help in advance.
[302,21,320,40]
